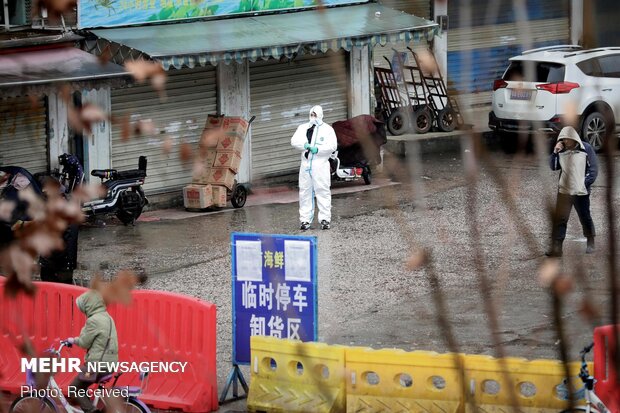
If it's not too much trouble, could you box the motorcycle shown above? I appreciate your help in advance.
[57,153,149,225]
[329,115,387,186]
[0,165,79,284]
[329,152,372,185]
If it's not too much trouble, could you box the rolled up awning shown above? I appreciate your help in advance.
[0,47,129,97]
[89,3,439,70]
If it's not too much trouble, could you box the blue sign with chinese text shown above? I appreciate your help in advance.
[232,232,318,365]
[78,0,366,29]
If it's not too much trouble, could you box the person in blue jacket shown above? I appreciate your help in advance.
[546,126,598,257]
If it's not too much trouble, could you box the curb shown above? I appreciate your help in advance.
[386,130,495,156]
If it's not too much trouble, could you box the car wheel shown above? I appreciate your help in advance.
[582,111,607,151]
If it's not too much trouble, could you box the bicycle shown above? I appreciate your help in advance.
[9,340,151,413]
[560,343,611,413]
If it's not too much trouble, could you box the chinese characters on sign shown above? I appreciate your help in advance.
[232,233,317,364]
[78,0,366,29]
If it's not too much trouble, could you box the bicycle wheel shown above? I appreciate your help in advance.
[560,407,598,413]
[105,397,151,413]
[10,396,56,413]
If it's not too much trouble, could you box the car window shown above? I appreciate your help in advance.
[597,55,620,78]
[503,61,565,82]
[577,58,603,77]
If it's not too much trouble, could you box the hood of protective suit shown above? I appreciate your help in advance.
[557,126,585,150]
[309,105,324,125]
[76,290,107,317]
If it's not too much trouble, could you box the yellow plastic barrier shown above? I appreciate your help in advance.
[247,336,346,413]
[345,347,464,413]
[462,354,587,413]
[248,337,589,413]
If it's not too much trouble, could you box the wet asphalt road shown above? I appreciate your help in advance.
[68,145,620,410]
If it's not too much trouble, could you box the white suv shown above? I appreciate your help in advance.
[489,45,620,150]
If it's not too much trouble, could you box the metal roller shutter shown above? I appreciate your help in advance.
[373,0,431,68]
[447,0,569,106]
[250,52,348,179]
[379,0,431,19]
[594,0,620,47]
[447,0,567,29]
[0,96,48,173]
[111,66,217,195]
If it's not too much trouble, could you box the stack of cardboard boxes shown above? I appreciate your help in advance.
[183,115,248,210]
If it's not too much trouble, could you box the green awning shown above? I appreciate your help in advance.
[90,4,438,70]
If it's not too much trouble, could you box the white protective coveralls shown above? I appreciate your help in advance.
[290,105,338,224]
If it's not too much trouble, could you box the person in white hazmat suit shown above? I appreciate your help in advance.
[291,105,338,230]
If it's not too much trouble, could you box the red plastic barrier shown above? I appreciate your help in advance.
[594,325,620,413]
[0,278,218,412]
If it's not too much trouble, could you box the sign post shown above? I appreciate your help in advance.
[219,232,318,404]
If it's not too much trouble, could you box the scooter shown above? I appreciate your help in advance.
[0,165,79,284]
[330,151,372,185]
[57,154,148,225]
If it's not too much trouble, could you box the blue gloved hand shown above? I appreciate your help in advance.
[310,146,319,154]
[304,143,311,150]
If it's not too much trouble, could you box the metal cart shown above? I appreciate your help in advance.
[389,51,434,135]
[373,52,433,136]
[225,115,255,209]
[407,46,464,132]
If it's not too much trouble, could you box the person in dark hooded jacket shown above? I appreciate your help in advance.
[66,290,118,413]
[546,126,598,257]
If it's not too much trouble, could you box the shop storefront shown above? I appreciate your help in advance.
[0,45,128,174]
[82,1,437,194]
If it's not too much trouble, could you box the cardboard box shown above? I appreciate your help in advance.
[216,134,244,154]
[213,151,242,173]
[204,114,224,129]
[207,167,236,190]
[183,184,213,209]
[192,154,217,185]
[192,168,209,184]
[194,149,217,169]
[221,116,249,138]
[200,128,222,149]
[202,150,217,168]
[212,185,228,207]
